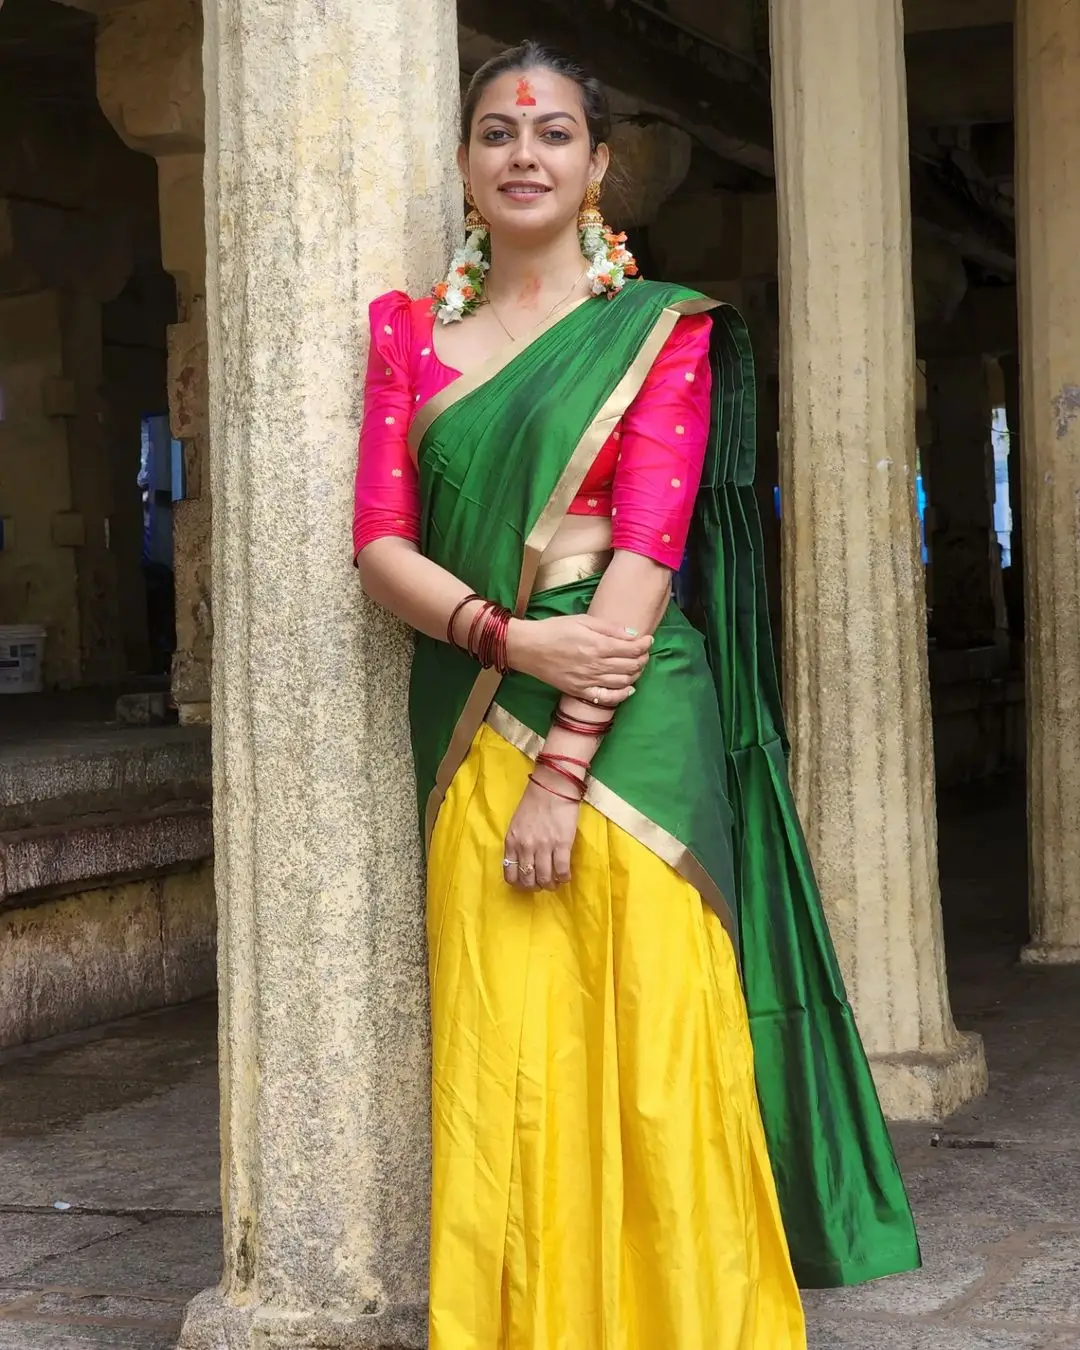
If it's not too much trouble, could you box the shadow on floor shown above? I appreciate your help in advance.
[1,775,1078,1350]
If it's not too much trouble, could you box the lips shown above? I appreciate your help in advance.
[499,182,551,200]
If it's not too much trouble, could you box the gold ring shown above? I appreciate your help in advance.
[520,863,534,875]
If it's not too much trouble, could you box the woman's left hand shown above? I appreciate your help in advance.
[503,776,581,891]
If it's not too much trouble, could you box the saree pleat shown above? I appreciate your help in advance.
[427,724,807,1350]
[692,309,921,1285]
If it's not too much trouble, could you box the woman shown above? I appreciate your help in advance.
[355,42,919,1350]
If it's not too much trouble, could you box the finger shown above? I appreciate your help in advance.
[589,672,637,690]
[582,685,634,709]
[591,632,654,658]
[533,848,555,892]
[595,655,649,676]
[553,844,572,887]
[516,851,538,891]
[581,620,655,654]
[501,854,519,887]
[579,615,643,641]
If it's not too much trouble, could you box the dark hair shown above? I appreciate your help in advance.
[460,41,611,150]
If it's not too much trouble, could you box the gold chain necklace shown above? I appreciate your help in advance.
[485,266,589,344]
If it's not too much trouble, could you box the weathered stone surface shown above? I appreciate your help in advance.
[0,863,215,1048]
[96,0,204,156]
[769,0,985,1119]
[115,691,170,725]
[161,866,217,1004]
[0,725,210,831]
[0,803,211,901]
[1016,0,1080,965]
[168,299,208,448]
[170,498,211,708]
[183,0,459,1340]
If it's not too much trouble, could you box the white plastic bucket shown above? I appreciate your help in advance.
[0,625,47,694]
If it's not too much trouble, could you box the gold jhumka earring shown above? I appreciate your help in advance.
[464,184,489,234]
[577,180,605,231]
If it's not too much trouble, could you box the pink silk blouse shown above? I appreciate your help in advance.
[353,291,713,570]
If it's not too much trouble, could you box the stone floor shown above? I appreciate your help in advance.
[1,773,1079,1349]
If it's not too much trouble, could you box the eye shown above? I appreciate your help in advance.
[542,128,572,143]
[481,128,511,143]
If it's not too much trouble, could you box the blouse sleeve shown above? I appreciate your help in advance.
[352,291,422,559]
[610,313,712,569]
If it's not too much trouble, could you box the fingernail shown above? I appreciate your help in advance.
[625,627,639,637]
[628,686,636,696]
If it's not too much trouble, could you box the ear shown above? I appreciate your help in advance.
[589,142,611,185]
[456,143,470,187]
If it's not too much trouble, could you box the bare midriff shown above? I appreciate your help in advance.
[541,513,613,566]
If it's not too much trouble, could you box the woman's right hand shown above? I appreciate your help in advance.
[507,614,652,709]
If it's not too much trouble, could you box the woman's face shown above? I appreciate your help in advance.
[459,67,609,240]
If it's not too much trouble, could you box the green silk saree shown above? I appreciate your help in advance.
[406,278,920,1288]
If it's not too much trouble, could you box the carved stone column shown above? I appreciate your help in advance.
[769,0,986,1119]
[1016,0,1080,964]
[177,0,459,1343]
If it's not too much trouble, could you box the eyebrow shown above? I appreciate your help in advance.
[478,110,580,127]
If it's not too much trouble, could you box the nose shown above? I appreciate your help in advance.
[510,133,540,171]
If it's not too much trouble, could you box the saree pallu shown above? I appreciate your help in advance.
[407,280,920,1348]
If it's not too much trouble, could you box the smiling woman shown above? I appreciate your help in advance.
[352,38,919,1350]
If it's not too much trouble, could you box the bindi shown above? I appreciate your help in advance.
[515,76,537,107]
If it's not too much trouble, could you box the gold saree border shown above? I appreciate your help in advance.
[513,299,719,615]
[485,703,737,943]
[531,550,613,595]
[424,665,503,848]
[408,296,593,456]
[421,296,725,850]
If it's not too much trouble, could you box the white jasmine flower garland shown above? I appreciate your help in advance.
[433,220,637,325]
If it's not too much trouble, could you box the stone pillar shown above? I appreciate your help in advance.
[923,355,1002,649]
[1016,0,1080,964]
[177,0,459,1344]
[97,0,210,724]
[769,0,986,1119]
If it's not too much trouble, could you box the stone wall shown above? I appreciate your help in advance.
[97,0,210,722]
[0,0,170,687]
[0,864,215,1047]
[0,291,85,685]
[0,716,214,1048]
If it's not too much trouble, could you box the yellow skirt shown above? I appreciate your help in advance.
[428,724,806,1350]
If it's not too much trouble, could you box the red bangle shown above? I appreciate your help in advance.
[551,710,613,737]
[535,753,588,797]
[528,773,583,804]
[463,600,513,674]
[480,605,512,674]
[447,593,482,651]
[538,753,590,771]
[467,601,490,658]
